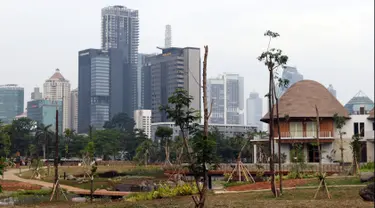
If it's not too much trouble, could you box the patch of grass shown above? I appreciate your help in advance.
[15,187,372,208]
[121,166,164,177]
[298,176,366,187]
[223,181,252,188]
[10,189,51,197]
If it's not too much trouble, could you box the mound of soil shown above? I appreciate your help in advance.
[226,179,308,191]
[0,181,41,191]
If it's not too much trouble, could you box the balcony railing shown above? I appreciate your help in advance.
[277,131,332,138]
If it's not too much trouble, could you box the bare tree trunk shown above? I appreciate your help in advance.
[315,105,322,174]
[272,80,283,194]
[195,45,209,208]
[268,70,276,196]
[42,144,46,160]
[340,133,344,172]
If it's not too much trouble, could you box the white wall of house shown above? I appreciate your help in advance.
[334,115,374,163]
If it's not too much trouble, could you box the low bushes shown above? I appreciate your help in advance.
[360,162,374,172]
[125,183,199,202]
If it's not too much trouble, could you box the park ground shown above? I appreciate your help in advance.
[0,165,373,208]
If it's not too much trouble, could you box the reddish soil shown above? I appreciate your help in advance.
[226,179,310,191]
[0,180,42,191]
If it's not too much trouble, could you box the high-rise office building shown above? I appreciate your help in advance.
[43,69,71,131]
[70,88,78,131]
[78,49,110,133]
[101,5,139,116]
[327,84,336,98]
[31,87,43,100]
[277,66,303,97]
[208,73,244,125]
[0,84,24,123]
[138,53,157,110]
[134,110,152,139]
[148,47,201,123]
[246,92,263,130]
[165,25,172,48]
[27,100,63,134]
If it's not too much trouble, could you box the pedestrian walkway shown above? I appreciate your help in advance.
[3,168,86,192]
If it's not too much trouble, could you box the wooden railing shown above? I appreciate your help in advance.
[277,131,332,138]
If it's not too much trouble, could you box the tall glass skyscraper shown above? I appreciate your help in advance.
[208,73,244,125]
[78,49,110,133]
[246,92,263,130]
[101,5,139,116]
[277,66,303,98]
[0,84,24,124]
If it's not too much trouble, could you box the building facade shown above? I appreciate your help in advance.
[102,5,139,116]
[70,88,78,131]
[208,73,244,125]
[148,47,201,123]
[134,110,152,138]
[31,87,43,100]
[138,53,157,110]
[78,49,110,133]
[344,91,374,115]
[43,69,71,131]
[246,92,263,130]
[0,84,24,123]
[276,66,303,98]
[151,122,256,140]
[27,99,63,134]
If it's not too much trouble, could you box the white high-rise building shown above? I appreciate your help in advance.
[246,92,263,130]
[70,88,78,131]
[208,73,244,125]
[134,110,152,139]
[43,69,71,131]
[31,87,43,100]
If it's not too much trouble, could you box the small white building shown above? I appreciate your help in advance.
[151,122,257,140]
[134,110,152,139]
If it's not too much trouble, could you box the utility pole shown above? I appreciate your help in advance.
[54,107,59,200]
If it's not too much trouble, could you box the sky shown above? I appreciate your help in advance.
[0,0,374,114]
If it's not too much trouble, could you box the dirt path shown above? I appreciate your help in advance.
[3,168,86,192]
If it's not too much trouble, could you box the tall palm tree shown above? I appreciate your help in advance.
[35,124,53,159]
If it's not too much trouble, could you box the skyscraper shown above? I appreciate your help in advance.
[70,88,78,131]
[277,66,303,97]
[31,87,43,100]
[0,84,24,123]
[43,69,71,131]
[208,73,244,125]
[27,100,63,134]
[101,5,139,116]
[138,53,157,110]
[78,49,110,133]
[148,47,201,123]
[134,110,152,139]
[165,25,172,48]
[327,84,336,98]
[246,92,263,130]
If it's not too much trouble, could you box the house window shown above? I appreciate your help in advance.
[290,122,303,137]
[353,122,365,137]
[306,122,316,137]
[359,107,365,115]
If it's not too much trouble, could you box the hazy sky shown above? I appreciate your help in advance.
[0,0,374,112]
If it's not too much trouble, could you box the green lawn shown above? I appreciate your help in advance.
[12,187,373,208]
[298,176,372,187]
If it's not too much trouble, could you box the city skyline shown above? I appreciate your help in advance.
[0,0,373,124]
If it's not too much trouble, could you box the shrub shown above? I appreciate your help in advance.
[11,189,52,197]
[360,162,374,172]
[223,181,251,188]
[123,166,164,177]
[125,183,199,202]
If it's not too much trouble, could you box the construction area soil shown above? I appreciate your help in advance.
[226,179,311,191]
[0,180,42,191]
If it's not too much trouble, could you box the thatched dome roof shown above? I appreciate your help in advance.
[261,80,349,123]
